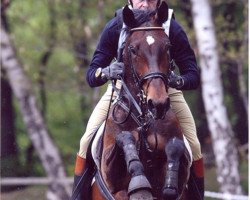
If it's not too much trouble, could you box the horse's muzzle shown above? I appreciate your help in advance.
[148,97,170,120]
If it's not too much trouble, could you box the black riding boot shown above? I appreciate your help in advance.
[72,175,84,200]
[71,154,86,200]
[187,158,204,200]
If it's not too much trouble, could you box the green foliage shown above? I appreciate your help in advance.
[1,99,46,178]
[1,155,23,177]
[8,0,49,69]
[46,90,88,174]
[240,159,249,193]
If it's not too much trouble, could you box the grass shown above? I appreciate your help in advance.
[205,166,220,192]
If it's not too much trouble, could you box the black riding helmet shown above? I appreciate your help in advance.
[129,0,161,8]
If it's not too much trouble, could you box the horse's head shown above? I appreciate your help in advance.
[122,2,171,120]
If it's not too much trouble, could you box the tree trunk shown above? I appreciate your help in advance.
[1,19,71,200]
[38,0,57,118]
[190,0,244,194]
[225,60,248,145]
[237,0,248,118]
[1,75,17,158]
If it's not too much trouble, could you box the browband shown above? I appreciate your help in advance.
[130,27,164,32]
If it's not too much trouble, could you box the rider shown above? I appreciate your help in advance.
[72,0,204,199]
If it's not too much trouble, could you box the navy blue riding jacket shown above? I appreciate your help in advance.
[86,12,200,90]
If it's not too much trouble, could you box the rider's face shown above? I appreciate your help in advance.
[131,0,158,10]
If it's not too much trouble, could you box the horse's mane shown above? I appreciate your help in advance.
[129,9,157,27]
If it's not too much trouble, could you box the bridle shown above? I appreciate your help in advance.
[112,26,171,129]
[128,27,170,89]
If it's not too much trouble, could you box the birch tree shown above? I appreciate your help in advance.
[190,0,244,195]
[1,2,71,199]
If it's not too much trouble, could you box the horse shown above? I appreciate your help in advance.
[91,2,191,200]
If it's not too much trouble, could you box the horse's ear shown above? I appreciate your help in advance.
[123,5,137,28]
[157,1,169,25]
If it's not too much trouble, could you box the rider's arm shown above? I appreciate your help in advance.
[169,19,200,90]
[86,17,122,87]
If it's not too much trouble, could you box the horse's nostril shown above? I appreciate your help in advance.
[147,98,169,120]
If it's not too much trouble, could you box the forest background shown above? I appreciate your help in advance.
[1,0,249,199]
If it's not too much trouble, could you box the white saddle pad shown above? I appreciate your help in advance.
[91,122,106,170]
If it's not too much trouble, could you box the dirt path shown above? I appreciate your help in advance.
[1,186,47,200]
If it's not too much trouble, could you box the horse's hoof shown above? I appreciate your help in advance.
[163,187,178,200]
[129,190,153,200]
[128,175,152,195]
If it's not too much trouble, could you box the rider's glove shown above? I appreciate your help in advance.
[101,62,124,80]
[168,71,184,89]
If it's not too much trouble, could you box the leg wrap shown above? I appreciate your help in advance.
[116,132,143,176]
[163,137,185,199]
[165,162,179,189]
[116,131,152,195]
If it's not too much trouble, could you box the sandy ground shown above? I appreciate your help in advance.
[1,186,47,200]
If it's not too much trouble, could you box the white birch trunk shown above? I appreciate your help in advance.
[238,0,249,118]
[190,0,244,195]
[1,23,71,200]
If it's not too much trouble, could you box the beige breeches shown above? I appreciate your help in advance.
[78,82,202,161]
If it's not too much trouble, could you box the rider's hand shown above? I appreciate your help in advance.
[101,62,124,80]
[168,71,184,89]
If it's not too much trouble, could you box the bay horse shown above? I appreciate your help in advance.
[92,2,191,200]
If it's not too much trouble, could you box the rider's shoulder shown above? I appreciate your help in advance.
[101,9,123,33]
[104,17,121,31]
[170,18,186,35]
[100,8,122,32]
[115,8,123,19]
[114,8,124,28]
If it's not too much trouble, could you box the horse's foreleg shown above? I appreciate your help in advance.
[163,137,185,200]
[116,131,152,199]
